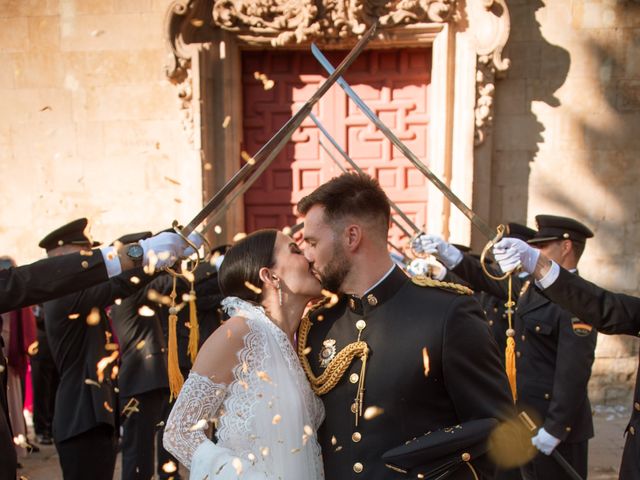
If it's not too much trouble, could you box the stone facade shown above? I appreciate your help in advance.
[0,0,202,263]
[0,0,638,402]
[492,0,640,404]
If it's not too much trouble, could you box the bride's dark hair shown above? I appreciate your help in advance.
[218,229,278,303]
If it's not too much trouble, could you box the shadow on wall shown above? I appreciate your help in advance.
[491,0,570,225]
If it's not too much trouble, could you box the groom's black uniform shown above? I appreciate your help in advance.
[304,266,514,479]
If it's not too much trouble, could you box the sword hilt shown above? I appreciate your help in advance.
[480,224,514,281]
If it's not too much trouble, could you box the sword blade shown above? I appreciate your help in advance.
[181,21,379,236]
[310,44,494,240]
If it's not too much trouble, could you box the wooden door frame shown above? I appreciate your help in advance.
[165,0,510,249]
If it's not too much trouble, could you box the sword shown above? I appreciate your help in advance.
[310,44,495,240]
[310,112,422,237]
[178,22,379,238]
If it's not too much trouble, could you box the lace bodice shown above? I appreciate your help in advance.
[163,297,324,479]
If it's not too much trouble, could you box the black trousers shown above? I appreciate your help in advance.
[55,425,117,480]
[120,389,168,480]
[30,355,58,436]
[521,440,588,480]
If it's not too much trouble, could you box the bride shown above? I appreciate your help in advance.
[163,229,325,479]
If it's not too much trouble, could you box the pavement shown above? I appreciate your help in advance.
[17,404,630,479]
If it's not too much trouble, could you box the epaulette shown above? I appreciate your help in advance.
[305,296,332,320]
[411,275,473,296]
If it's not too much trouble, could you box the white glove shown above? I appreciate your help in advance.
[139,232,204,271]
[531,427,560,455]
[407,258,430,277]
[492,237,540,274]
[411,234,463,269]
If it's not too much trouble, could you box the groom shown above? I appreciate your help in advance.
[297,173,514,479]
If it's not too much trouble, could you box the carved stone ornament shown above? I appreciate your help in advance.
[471,0,510,146]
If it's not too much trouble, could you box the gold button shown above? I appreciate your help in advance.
[353,462,363,473]
[535,326,541,332]
[355,320,366,331]
[351,403,357,413]
[630,426,636,435]
[366,294,378,306]
[544,393,550,400]
[350,373,359,383]
[635,402,640,411]
[461,452,471,462]
[352,432,362,442]
[565,426,572,432]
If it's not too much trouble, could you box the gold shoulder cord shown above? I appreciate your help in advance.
[411,275,473,296]
[298,299,370,425]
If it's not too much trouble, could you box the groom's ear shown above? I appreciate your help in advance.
[344,224,362,252]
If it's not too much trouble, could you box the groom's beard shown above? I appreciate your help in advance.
[317,244,350,293]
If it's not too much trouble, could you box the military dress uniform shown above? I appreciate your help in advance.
[299,265,514,479]
[452,254,597,479]
[542,266,640,479]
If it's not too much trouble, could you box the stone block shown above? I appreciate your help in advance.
[0,0,60,17]
[0,54,16,88]
[14,51,65,88]
[0,88,73,127]
[65,0,115,15]
[113,0,154,14]
[27,15,60,52]
[0,17,29,52]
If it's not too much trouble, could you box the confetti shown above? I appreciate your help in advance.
[67,313,80,320]
[244,281,262,295]
[138,305,155,317]
[291,447,300,453]
[96,351,119,383]
[321,289,339,307]
[272,414,282,425]
[214,225,223,234]
[422,347,430,377]
[190,18,204,27]
[162,461,177,473]
[136,340,146,350]
[261,447,270,457]
[204,162,213,171]
[27,341,39,356]
[232,457,243,475]
[241,151,255,165]
[147,289,172,306]
[304,425,313,436]
[130,276,141,284]
[79,249,94,256]
[331,436,337,446]
[363,406,384,420]
[84,379,101,388]
[114,298,122,305]
[282,226,292,236]
[222,115,231,128]
[86,308,101,326]
[189,419,208,431]
[103,401,114,412]
[233,232,247,242]
[13,434,28,448]
[256,371,272,383]
[122,397,140,417]
[302,346,312,356]
[164,176,181,185]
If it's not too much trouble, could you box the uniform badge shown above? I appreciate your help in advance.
[571,317,593,337]
[319,339,337,368]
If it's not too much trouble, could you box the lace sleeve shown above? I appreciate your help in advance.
[163,372,227,468]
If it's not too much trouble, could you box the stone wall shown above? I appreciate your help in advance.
[493,0,640,404]
[0,0,201,263]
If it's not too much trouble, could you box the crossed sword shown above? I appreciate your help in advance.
[171,21,582,480]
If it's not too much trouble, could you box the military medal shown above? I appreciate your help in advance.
[319,339,337,368]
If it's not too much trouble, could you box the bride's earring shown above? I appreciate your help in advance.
[274,280,283,306]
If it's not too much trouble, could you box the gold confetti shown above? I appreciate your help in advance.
[272,414,282,425]
[422,347,430,377]
[256,371,272,383]
[162,461,177,473]
[263,79,275,90]
[86,308,101,325]
[114,298,122,305]
[96,351,119,383]
[331,435,337,445]
[164,176,181,185]
[282,226,292,236]
[147,289,172,306]
[130,276,141,284]
[174,198,182,204]
[244,281,262,295]
[261,447,270,457]
[111,365,118,380]
[138,305,155,317]
[291,447,300,453]
[204,162,213,171]
[233,232,247,242]
[214,225,223,234]
[27,341,39,356]
[302,346,312,356]
[103,401,114,412]
[335,445,343,452]
[241,150,256,165]
[222,115,231,128]
[84,378,101,388]
[136,340,146,350]
[304,425,313,436]
[321,289,339,307]
[0,365,4,373]
[317,315,324,322]
[190,18,204,27]
[363,406,384,420]
[105,342,119,351]
[13,434,28,448]
[189,419,208,431]
[232,457,243,475]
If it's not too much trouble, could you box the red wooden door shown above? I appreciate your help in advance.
[242,48,431,246]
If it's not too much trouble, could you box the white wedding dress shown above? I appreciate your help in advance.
[163,297,325,480]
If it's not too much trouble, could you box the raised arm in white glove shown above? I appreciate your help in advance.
[531,427,561,455]
[492,237,540,274]
[411,234,463,269]
[139,231,205,271]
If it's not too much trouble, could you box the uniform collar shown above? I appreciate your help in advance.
[345,265,408,315]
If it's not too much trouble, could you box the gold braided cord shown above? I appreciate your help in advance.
[411,275,473,296]
[298,307,369,397]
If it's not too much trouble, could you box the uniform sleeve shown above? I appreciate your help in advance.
[544,267,640,336]
[452,254,522,303]
[163,372,227,469]
[0,250,108,314]
[543,311,597,440]
[442,294,515,422]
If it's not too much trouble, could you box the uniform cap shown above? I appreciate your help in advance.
[506,223,537,242]
[38,218,100,251]
[114,231,152,245]
[528,215,593,245]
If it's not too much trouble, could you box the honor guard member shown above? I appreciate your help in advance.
[297,173,515,479]
[109,231,172,480]
[493,235,640,480]
[0,225,198,480]
[41,219,158,480]
[416,215,597,480]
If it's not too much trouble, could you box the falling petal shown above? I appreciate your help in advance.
[272,414,282,425]
[27,341,39,356]
[138,305,155,317]
[162,461,177,473]
[363,406,384,420]
[261,447,270,457]
[96,351,119,383]
[331,436,337,446]
[232,457,243,475]
[291,447,300,453]
[190,419,209,431]
[103,401,114,412]
[130,276,140,285]
[256,371,272,383]
[136,340,146,350]
[244,281,262,295]
[241,151,256,165]
[190,18,204,27]
[422,347,430,377]
[233,232,247,242]
[222,116,231,128]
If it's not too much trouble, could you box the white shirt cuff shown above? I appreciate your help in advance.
[535,261,560,290]
[99,246,122,278]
